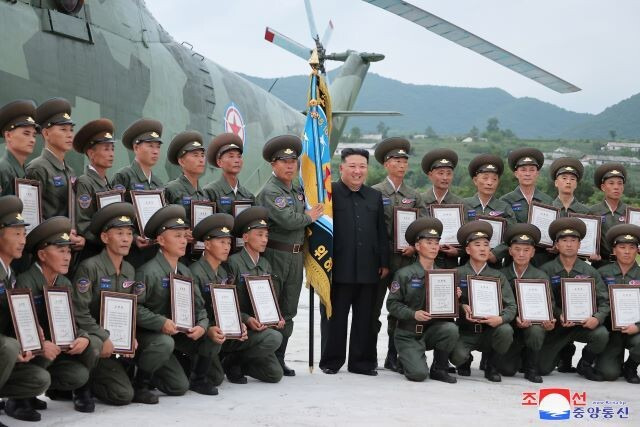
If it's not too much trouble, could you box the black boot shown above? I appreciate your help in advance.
[222,354,247,384]
[72,383,95,413]
[456,355,472,376]
[189,356,219,396]
[132,370,159,404]
[28,397,47,410]
[479,352,487,371]
[4,398,41,422]
[44,389,72,401]
[384,339,399,372]
[557,343,577,373]
[622,359,640,384]
[430,350,457,383]
[523,349,543,383]
[276,336,295,377]
[484,351,502,382]
[576,348,604,381]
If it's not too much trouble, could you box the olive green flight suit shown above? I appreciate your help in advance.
[111,160,164,268]
[463,194,517,267]
[191,256,283,383]
[500,186,554,267]
[203,176,255,216]
[588,200,628,268]
[164,174,209,228]
[75,165,113,264]
[450,262,516,367]
[256,175,310,354]
[0,150,25,197]
[498,263,551,376]
[0,267,51,399]
[72,249,136,405]
[25,148,75,220]
[552,197,589,217]
[386,262,459,381]
[371,178,425,359]
[596,262,640,380]
[17,264,100,392]
[421,186,465,269]
[135,252,219,395]
[226,248,284,382]
[538,257,610,375]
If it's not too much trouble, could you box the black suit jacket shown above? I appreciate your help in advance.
[332,180,389,285]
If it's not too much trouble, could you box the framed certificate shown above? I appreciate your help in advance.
[170,274,195,332]
[394,207,417,253]
[608,285,640,331]
[232,200,253,249]
[561,278,596,324]
[210,284,243,339]
[528,202,559,247]
[14,178,42,235]
[514,279,553,324]
[100,292,136,355]
[430,204,464,246]
[96,190,125,209]
[130,190,165,239]
[245,275,282,326]
[43,287,77,349]
[477,215,507,249]
[191,201,216,253]
[626,207,640,226]
[425,269,458,318]
[467,275,503,319]
[569,213,601,258]
[6,289,43,354]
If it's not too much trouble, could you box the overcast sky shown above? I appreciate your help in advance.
[145,0,639,114]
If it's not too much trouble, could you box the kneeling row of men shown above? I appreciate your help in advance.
[388,216,639,386]
[0,198,288,423]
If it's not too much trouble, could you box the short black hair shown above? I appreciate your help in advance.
[341,148,369,163]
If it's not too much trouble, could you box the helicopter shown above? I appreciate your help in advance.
[0,0,579,193]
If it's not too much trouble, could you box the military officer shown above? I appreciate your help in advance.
[500,147,554,267]
[450,221,517,382]
[203,133,255,215]
[538,218,610,381]
[256,135,323,376]
[0,196,51,423]
[26,98,85,251]
[464,154,516,268]
[550,157,589,217]
[111,119,164,267]
[18,217,100,412]
[192,212,283,383]
[73,118,117,262]
[595,224,640,383]
[588,163,628,268]
[371,137,425,372]
[225,206,284,382]
[420,148,464,269]
[386,218,459,383]
[135,205,221,397]
[164,130,209,227]
[499,224,555,383]
[71,203,143,405]
[0,100,39,197]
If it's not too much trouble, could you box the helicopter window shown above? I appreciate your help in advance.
[55,0,84,15]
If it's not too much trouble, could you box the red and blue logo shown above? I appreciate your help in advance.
[224,102,246,144]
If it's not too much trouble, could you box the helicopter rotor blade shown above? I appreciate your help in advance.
[265,27,313,61]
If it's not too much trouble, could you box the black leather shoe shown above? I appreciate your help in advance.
[222,356,248,384]
[623,360,640,384]
[322,367,339,374]
[456,356,472,376]
[484,365,502,382]
[479,353,487,371]
[0,398,4,410]
[281,363,296,377]
[5,398,41,422]
[384,351,398,372]
[29,397,47,410]
[525,370,543,383]
[557,357,577,373]
[45,389,72,401]
[576,358,604,382]
[73,385,95,413]
[430,368,457,384]
[348,368,378,376]
[189,381,219,396]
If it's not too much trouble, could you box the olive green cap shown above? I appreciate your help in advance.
[232,206,269,237]
[73,118,115,154]
[262,135,302,162]
[405,218,443,246]
[594,162,626,187]
[207,133,243,167]
[457,221,493,246]
[374,137,410,165]
[121,118,163,150]
[507,147,544,171]
[0,99,39,135]
[168,130,204,165]
[25,217,72,253]
[421,148,458,174]
[504,223,540,246]
[144,205,188,240]
[89,202,136,236]
[468,154,504,177]
[549,217,586,241]
[192,213,234,241]
[549,157,583,180]
[0,196,28,229]
[35,97,74,128]
[606,224,640,247]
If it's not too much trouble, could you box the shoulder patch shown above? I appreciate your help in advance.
[134,282,146,295]
[78,193,91,209]
[297,193,304,201]
[402,198,414,205]
[390,281,401,293]
[114,184,126,191]
[489,210,502,216]
[574,274,591,279]
[76,278,91,293]
[629,280,640,286]
[274,196,287,208]
[122,280,134,289]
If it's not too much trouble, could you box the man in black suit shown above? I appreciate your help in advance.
[320,148,389,376]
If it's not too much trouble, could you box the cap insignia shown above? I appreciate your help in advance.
[63,113,71,120]
[398,149,406,154]
[259,220,267,225]
[429,229,437,235]
[61,233,70,241]
[119,216,130,222]
[150,132,159,138]
[565,166,574,171]
[563,229,574,234]
[520,235,530,240]
[440,159,449,163]
[192,141,201,147]
[26,117,35,123]
[221,227,230,233]
[176,218,185,225]
[611,170,620,175]
[284,148,294,155]
[475,232,487,237]
[624,234,634,240]
[486,164,496,169]
[104,132,112,139]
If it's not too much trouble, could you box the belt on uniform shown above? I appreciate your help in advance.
[397,320,426,335]
[459,321,484,334]
[267,239,302,253]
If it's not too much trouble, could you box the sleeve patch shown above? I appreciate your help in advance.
[390,281,401,293]
[78,194,92,209]
[134,282,146,295]
[76,278,91,293]
[274,196,287,208]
